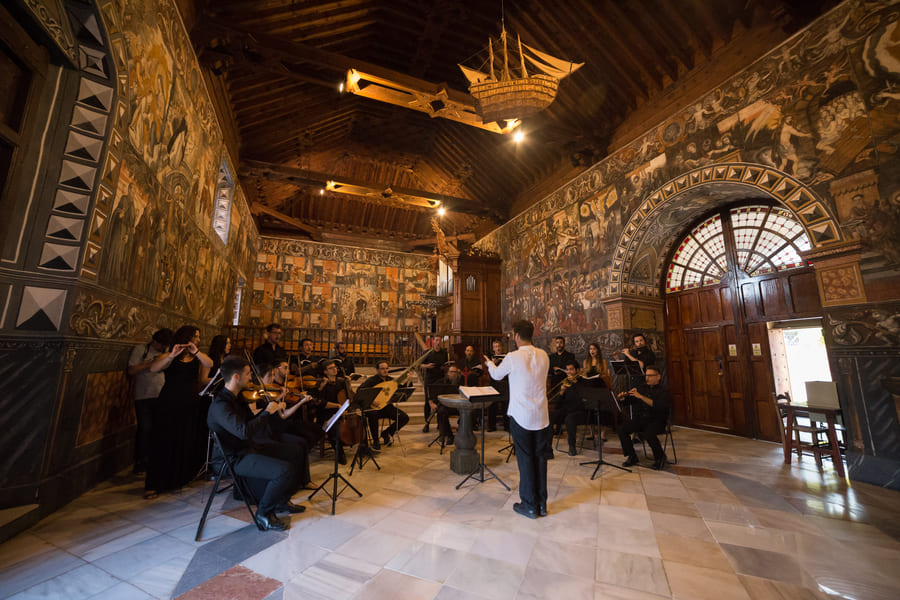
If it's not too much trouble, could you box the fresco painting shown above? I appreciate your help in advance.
[251,238,435,330]
[81,0,259,336]
[476,1,900,357]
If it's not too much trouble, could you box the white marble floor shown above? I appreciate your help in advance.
[2,427,899,600]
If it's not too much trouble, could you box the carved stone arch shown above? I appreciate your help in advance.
[609,162,843,298]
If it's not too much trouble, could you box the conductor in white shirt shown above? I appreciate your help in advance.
[484,319,550,518]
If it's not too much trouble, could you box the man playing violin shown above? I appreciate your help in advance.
[617,366,670,470]
[252,323,287,367]
[357,360,409,449]
[550,361,589,456]
[207,356,307,532]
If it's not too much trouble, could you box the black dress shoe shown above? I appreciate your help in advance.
[381,432,393,446]
[444,435,455,446]
[538,505,548,517]
[652,456,668,470]
[513,502,539,519]
[622,455,639,467]
[371,438,381,451]
[422,424,430,433]
[257,512,289,531]
[276,501,306,514]
[568,447,578,456]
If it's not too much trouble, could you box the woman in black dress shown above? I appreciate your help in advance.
[144,325,213,498]
[202,335,231,383]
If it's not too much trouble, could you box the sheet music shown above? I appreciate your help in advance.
[324,399,350,432]
[459,386,499,400]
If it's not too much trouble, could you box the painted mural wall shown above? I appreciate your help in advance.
[69,0,259,340]
[475,0,900,487]
[476,0,900,352]
[0,0,259,526]
[251,237,435,331]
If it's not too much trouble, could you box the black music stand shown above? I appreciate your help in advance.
[579,387,631,479]
[456,388,510,491]
[348,387,383,475]
[309,400,361,515]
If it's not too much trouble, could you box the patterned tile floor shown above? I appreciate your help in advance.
[2,427,899,599]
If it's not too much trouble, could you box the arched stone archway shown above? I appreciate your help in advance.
[608,163,844,299]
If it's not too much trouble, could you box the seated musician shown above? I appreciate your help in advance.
[356,360,409,449]
[252,323,287,366]
[330,342,358,378]
[295,337,319,376]
[457,345,482,386]
[487,339,509,432]
[314,359,349,464]
[265,359,324,446]
[550,361,589,456]
[617,366,670,470]
[420,337,448,432]
[207,356,307,532]
[434,365,462,446]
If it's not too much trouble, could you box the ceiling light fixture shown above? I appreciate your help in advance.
[437,207,446,216]
[513,130,525,143]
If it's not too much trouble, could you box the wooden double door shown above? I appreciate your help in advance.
[664,207,822,441]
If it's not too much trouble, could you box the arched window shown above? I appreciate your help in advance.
[665,205,810,293]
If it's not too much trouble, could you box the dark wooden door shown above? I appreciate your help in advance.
[664,204,822,441]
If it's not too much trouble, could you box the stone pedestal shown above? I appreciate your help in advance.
[439,394,480,475]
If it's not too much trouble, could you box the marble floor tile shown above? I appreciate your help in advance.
[663,561,750,600]
[601,490,650,510]
[517,565,596,600]
[649,512,713,541]
[130,553,194,599]
[351,567,441,599]
[92,533,194,579]
[527,537,596,580]
[240,537,328,583]
[7,563,119,600]
[645,495,700,518]
[737,574,836,600]
[0,548,86,598]
[656,533,732,571]
[293,517,364,551]
[443,553,526,600]
[85,581,154,600]
[334,527,415,567]
[594,548,669,596]
[386,540,467,583]
[285,552,379,600]
[418,521,480,552]
[719,543,817,588]
[3,427,900,600]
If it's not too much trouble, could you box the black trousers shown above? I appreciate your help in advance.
[367,405,409,440]
[487,398,509,430]
[233,442,299,515]
[509,416,551,511]
[618,417,666,462]
[551,407,587,451]
[134,397,154,469]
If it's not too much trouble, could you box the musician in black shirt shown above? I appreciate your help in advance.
[550,361,589,456]
[421,338,448,432]
[357,361,409,449]
[548,336,575,390]
[252,323,287,366]
[617,366,670,469]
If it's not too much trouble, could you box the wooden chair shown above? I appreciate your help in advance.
[773,392,830,467]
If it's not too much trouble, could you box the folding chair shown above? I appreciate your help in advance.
[195,432,263,541]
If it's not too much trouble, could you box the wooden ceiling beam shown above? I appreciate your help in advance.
[250,202,322,239]
[603,0,678,83]
[241,159,489,215]
[656,0,713,59]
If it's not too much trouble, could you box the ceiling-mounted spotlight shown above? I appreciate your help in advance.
[437,207,446,216]
[513,130,525,143]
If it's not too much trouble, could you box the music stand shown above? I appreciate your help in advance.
[348,387,383,475]
[579,387,632,479]
[456,388,509,491]
[308,400,362,515]
[387,385,414,456]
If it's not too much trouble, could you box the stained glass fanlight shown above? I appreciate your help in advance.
[665,205,810,293]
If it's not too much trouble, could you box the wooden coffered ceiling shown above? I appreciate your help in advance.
[184,0,835,249]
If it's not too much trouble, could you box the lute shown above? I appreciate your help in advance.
[371,338,433,410]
